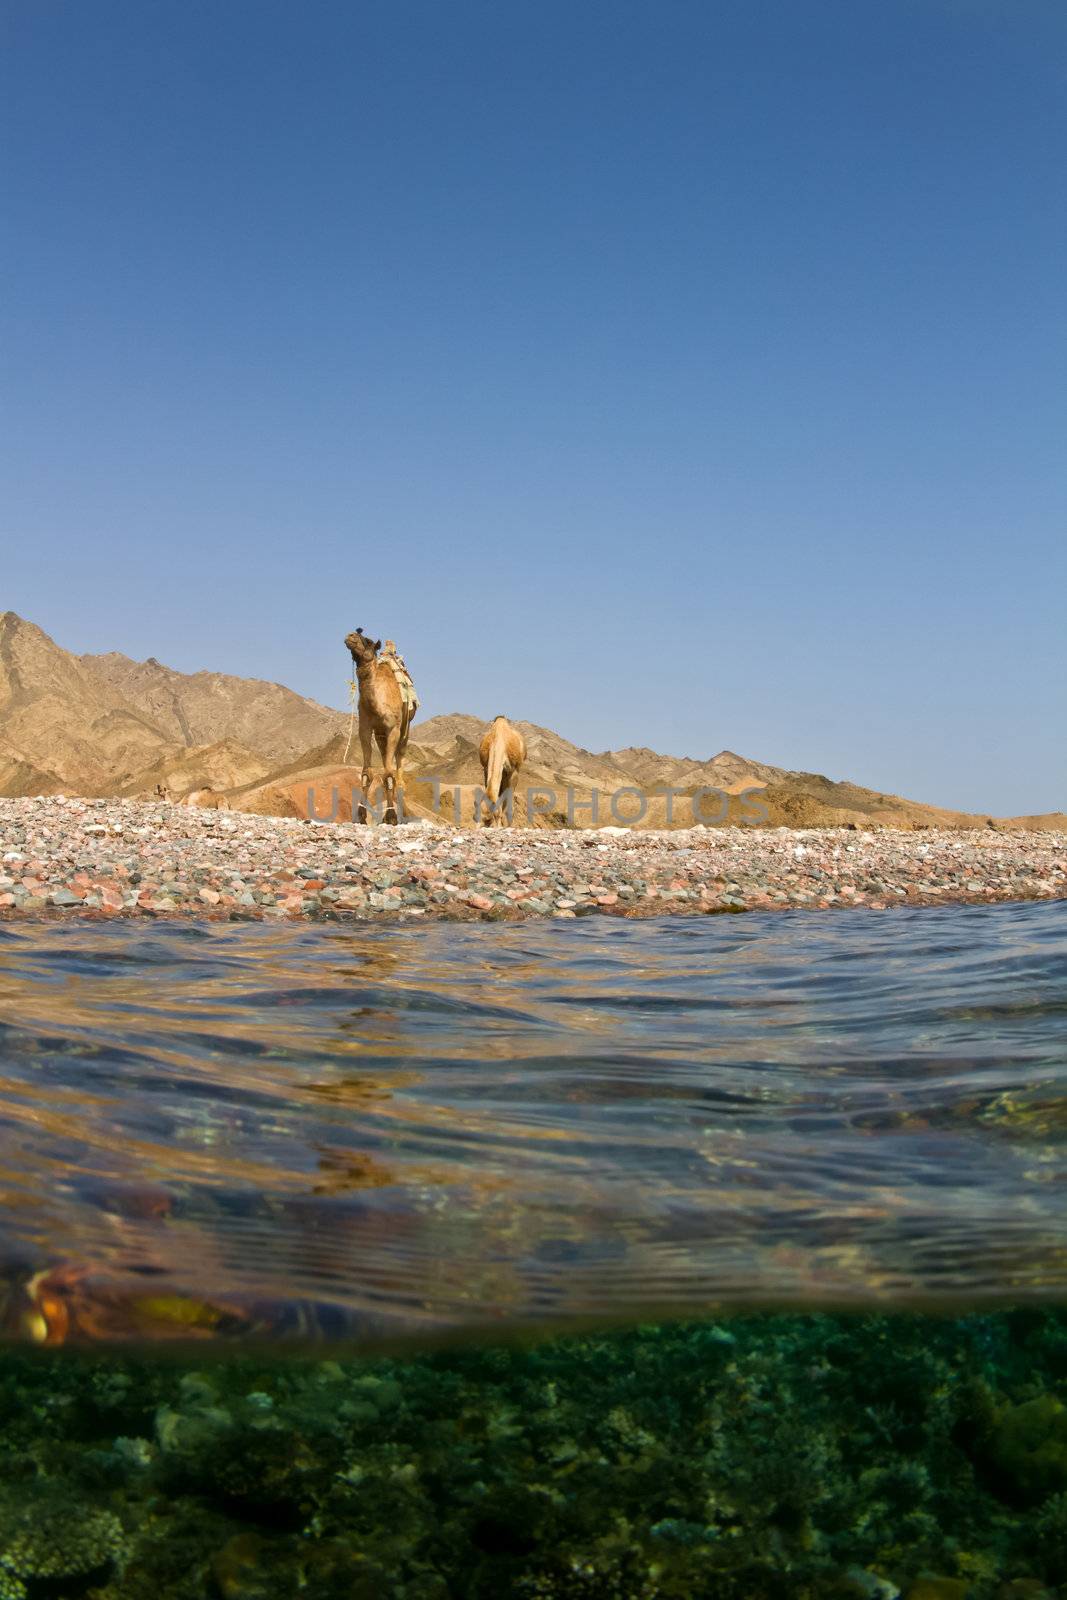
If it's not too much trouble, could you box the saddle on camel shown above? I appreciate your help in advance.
[343,628,419,825]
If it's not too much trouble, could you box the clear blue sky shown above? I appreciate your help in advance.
[2,0,1064,814]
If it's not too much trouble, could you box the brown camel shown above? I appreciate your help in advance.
[478,715,526,827]
[344,628,418,824]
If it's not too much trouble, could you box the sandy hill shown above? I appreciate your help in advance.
[1,611,1062,829]
[0,611,345,799]
[406,713,485,752]
[79,644,345,758]
[112,738,273,800]
[608,746,784,793]
[0,611,168,794]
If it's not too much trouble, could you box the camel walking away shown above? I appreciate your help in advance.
[344,629,418,825]
[479,715,526,826]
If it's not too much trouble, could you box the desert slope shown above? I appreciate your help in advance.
[79,649,345,759]
[0,612,167,792]
[0,611,346,798]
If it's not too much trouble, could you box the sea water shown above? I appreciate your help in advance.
[0,902,1063,1596]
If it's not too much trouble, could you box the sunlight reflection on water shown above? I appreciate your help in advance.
[0,900,1064,1346]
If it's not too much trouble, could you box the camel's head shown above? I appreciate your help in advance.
[345,628,381,666]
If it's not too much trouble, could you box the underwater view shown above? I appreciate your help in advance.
[0,903,1064,1596]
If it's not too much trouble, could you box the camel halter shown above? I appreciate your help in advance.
[343,657,359,766]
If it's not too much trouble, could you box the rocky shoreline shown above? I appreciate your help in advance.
[0,796,1064,922]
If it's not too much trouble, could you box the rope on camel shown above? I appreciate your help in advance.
[342,673,359,765]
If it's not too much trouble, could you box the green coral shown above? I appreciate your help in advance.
[984,1394,1067,1503]
[0,1312,1064,1597]
[515,1549,662,1597]
[0,1479,125,1596]
[1030,1490,1067,1582]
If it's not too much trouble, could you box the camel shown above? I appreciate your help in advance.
[344,628,418,825]
[478,715,526,827]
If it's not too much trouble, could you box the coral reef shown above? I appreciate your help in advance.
[0,1479,125,1597]
[0,1311,1063,1598]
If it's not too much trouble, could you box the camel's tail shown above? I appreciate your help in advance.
[485,725,507,804]
[486,729,508,806]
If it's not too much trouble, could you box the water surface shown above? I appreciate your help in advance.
[0,900,1064,1343]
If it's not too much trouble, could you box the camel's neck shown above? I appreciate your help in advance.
[356,660,394,715]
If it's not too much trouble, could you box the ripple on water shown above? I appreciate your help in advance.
[0,900,1064,1346]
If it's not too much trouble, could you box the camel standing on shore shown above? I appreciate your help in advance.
[344,629,417,825]
[479,715,526,827]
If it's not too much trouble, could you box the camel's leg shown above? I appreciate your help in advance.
[357,711,374,825]
[392,720,407,822]
[484,772,499,828]
[482,751,500,827]
[371,727,388,821]
[372,727,390,818]
[498,769,513,827]
[381,725,401,824]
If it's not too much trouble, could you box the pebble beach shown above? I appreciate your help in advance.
[0,795,1064,921]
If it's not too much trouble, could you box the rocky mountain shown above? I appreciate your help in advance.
[1,611,1062,829]
[0,611,345,798]
[78,646,345,759]
[608,746,787,794]
[0,611,168,794]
